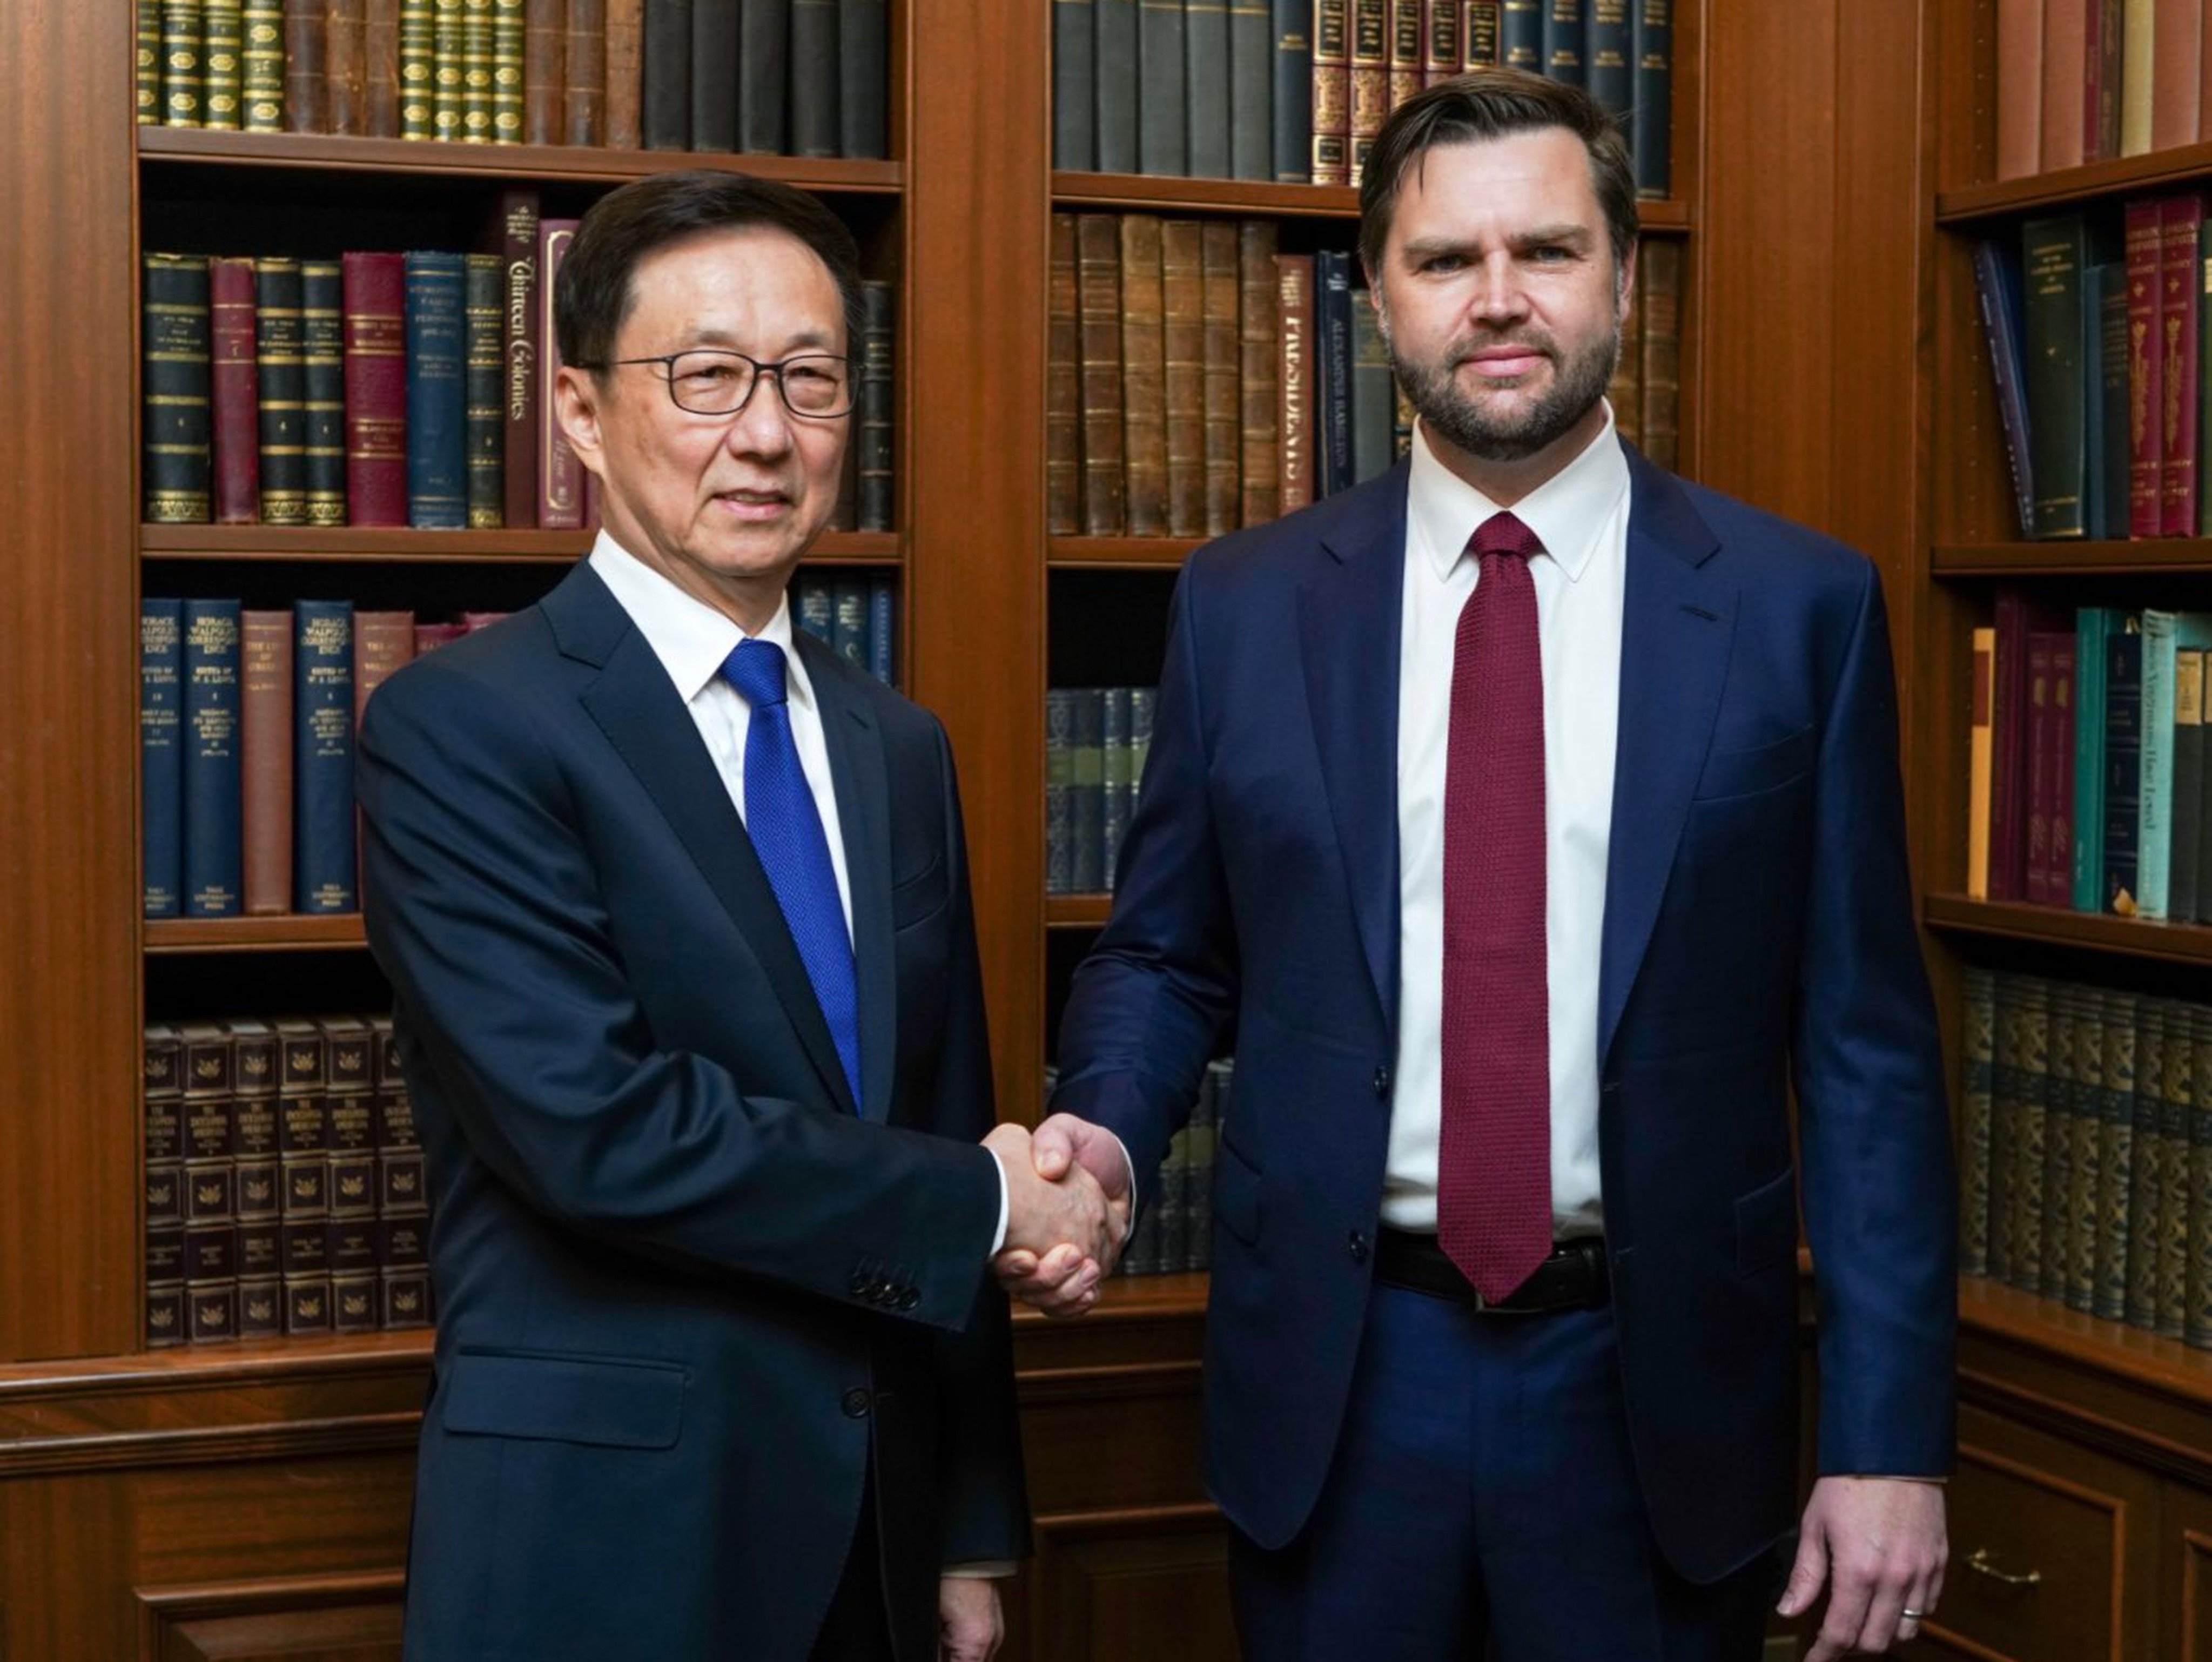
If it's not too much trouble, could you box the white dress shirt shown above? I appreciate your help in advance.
[1380,412,1630,1237]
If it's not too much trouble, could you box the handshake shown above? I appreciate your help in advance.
[982,1114,1134,1317]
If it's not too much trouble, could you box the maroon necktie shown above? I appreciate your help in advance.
[1437,510,1552,1303]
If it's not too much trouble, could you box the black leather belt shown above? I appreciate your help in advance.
[1374,1229,1609,1314]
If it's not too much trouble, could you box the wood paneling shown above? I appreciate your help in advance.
[1018,1505,1235,1662]
[2169,1491,2212,1662]
[140,1570,404,1662]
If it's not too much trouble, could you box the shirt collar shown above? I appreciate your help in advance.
[586,529,810,709]
[1406,402,1630,586]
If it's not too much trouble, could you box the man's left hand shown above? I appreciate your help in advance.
[1779,1475,1947,1659]
[938,1574,1003,1662]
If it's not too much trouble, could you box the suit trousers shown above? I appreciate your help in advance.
[811,1482,896,1662]
[1228,1280,1784,1661]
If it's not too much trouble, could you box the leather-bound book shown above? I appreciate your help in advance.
[2117,0,2149,159]
[240,609,293,916]
[739,0,791,154]
[284,0,327,128]
[838,0,887,157]
[566,0,604,144]
[642,0,692,149]
[1075,214,1127,535]
[1347,0,1385,184]
[1270,0,1312,182]
[496,191,541,529]
[1200,222,1242,536]
[1541,0,1581,85]
[415,620,469,651]
[1138,0,1186,174]
[2121,201,2162,537]
[1637,234,1679,472]
[1275,251,1314,513]
[1095,0,1137,172]
[399,0,434,138]
[329,0,368,133]
[365,0,400,133]
[1185,0,1230,179]
[2041,0,2086,171]
[341,250,408,526]
[210,256,260,526]
[1630,0,1669,196]
[1048,217,1082,535]
[1054,0,1095,170]
[143,602,185,919]
[145,1025,186,1347]
[465,253,505,526]
[2162,194,2204,536]
[405,251,468,528]
[1500,0,1538,70]
[604,0,643,146]
[143,252,212,524]
[691,0,737,151]
[1422,0,1460,87]
[1994,0,2038,181]
[275,1018,333,1336]
[1605,280,1642,447]
[1586,0,1629,131]
[1119,214,1170,536]
[1463,0,1499,65]
[163,0,206,126]
[856,280,895,533]
[300,260,349,524]
[203,0,243,129]
[433,0,466,139]
[243,0,286,128]
[140,0,161,124]
[537,219,583,527]
[791,0,837,158]
[493,0,525,140]
[182,600,243,918]
[1237,220,1280,527]
[463,0,497,142]
[1312,0,1349,185]
[293,600,358,913]
[1161,220,1207,536]
[1349,285,1391,485]
[1388,0,1421,112]
[2155,0,2201,154]
[1314,248,1353,496]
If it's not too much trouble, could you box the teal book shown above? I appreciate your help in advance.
[2073,605,2121,910]
[2106,621,2143,916]
[2134,610,2212,920]
[181,598,243,918]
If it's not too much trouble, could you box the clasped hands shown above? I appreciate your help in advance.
[982,1114,1132,1317]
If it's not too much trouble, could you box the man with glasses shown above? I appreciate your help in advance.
[358,170,1117,1662]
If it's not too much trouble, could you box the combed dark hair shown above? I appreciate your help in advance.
[555,169,866,370]
[1357,67,1639,283]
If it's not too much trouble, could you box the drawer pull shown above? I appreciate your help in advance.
[1965,1548,2042,1589]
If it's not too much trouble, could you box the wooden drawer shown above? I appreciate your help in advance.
[1909,1403,2158,1662]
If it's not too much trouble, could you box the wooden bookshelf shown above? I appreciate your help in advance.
[1931,539,2212,576]
[140,526,901,565]
[1045,893,1113,930]
[143,917,369,954]
[1921,896,2212,966]
[1047,536,1199,570]
[1936,137,2212,224]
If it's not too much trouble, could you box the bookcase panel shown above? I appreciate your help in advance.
[1014,1507,1235,1662]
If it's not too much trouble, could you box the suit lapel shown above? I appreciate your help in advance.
[1299,470,1409,1032]
[548,565,861,1116]
[802,636,896,1125]
[1598,453,1733,1068]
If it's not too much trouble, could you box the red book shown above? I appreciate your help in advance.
[413,621,468,654]
[2049,635,2077,905]
[2161,193,2203,536]
[210,257,261,524]
[2041,0,2086,171]
[2126,199,2164,537]
[2083,0,2120,163]
[495,191,541,536]
[537,218,582,529]
[240,609,291,916]
[2025,631,2056,904]
[1990,587,2067,901]
[2154,0,2202,151]
[353,611,415,731]
[341,251,407,527]
[462,610,512,631]
[1995,0,2042,181]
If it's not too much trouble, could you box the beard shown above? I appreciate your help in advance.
[1388,318,1620,464]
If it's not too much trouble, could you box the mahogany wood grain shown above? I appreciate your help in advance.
[142,526,900,565]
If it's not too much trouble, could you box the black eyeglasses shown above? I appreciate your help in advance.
[579,348,855,418]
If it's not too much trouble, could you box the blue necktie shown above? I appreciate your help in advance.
[720,638,862,1110]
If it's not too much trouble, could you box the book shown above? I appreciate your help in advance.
[463,253,504,527]
[203,0,243,128]
[1424,0,1461,87]
[2049,636,2078,905]
[1076,215,1127,535]
[2125,199,2163,536]
[1198,222,1246,536]
[1388,0,1420,114]
[1638,235,1680,471]
[838,0,886,157]
[2025,632,2057,904]
[2122,0,2155,157]
[301,261,349,525]
[240,610,292,916]
[1586,0,1630,133]
[537,219,583,528]
[832,580,868,671]
[330,0,368,132]
[2005,975,2053,1294]
[1053,0,1095,169]
[1464,0,1500,67]
[2022,212,2089,540]
[1047,216,1082,536]
[857,280,895,533]
[143,252,213,524]
[284,0,325,130]
[1501,0,1539,69]
[2162,193,2207,539]
[1348,0,1387,184]
[364,0,400,135]
[181,600,243,918]
[1120,214,1170,536]
[404,251,469,529]
[1994,0,2041,181]
[1228,0,1273,181]
[1102,686,1132,887]
[143,601,186,919]
[434,0,467,139]
[145,1026,187,1345]
[565,0,604,144]
[2136,610,2212,919]
[2154,0,2202,150]
[1277,250,1315,512]
[400,0,434,138]
[1138,0,1187,174]
[1161,220,1207,536]
[1967,625,1995,900]
[459,0,495,143]
[1238,220,1281,527]
[1072,689,1106,892]
[738,0,791,156]
[1542,0,1583,86]
[690,0,736,151]
[1315,248,1355,496]
[2042,982,2080,1305]
[491,0,525,142]
[354,613,418,736]
[866,577,893,684]
[2174,647,2207,924]
[342,251,409,527]
[140,0,162,124]
[2094,259,2132,537]
[2158,998,2195,1338]
[1313,0,1350,185]
[495,192,540,531]
[293,600,358,914]
[1350,285,1393,485]
[1096,0,1139,173]
[1961,964,1997,1276]
[209,257,260,524]
[242,0,285,128]
[254,259,308,526]
[1187,0,1233,180]
[642,0,692,149]
[604,0,643,146]
[1272,0,1313,183]
[1046,690,1076,895]
[1991,588,2063,901]
[2075,606,2121,909]
[2106,620,2145,914]
[2190,1006,2212,1349]
[1970,238,2035,539]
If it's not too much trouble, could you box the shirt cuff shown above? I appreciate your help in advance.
[944,1561,1018,1579]
[987,1148,1008,1255]
[1108,1131,1138,1246]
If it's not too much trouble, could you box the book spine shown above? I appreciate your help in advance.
[284,0,325,130]
[142,601,185,919]
[2090,0,2124,161]
[1990,588,2032,900]
[796,581,833,645]
[2107,624,2144,913]
[460,0,494,142]
[2126,201,2164,536]
[1967,625,1995,900]
[605,0,643,146]
[293,602,358,913]
[491,0,524,140]
[1277,250,1314,512]
[564,0,604,144]
[2138,610,2179,919]
[2173,647,2206,923]
[181,600,243,919]
[831,580,868,671]
[2016,212,2087,540]
[2201,211,2212,539]
[1315,249,1354,496]
[1161,220,1208,537]
[1047,215,1083,536]
[1073,689,1105,891]
[838,0,886,157]
[538,220,583,527]
[1200,221,1242,535]
[209,258,260,526]
[1388,0,1420,116]
[202,0,243,129]
[1045,689,1075,896]
[1229,0,1272,181]
[1349,282,1393,485]
[739,0,791,153]
[1542,0,1583,85]
[353,612,418,738]
[2093,993,2134,1318]
[1960,964,1996,1276]
[866,576,894,684]
[404,251,469,529]
[342,251,409,527]
[243,0,286,129]
[1139,0,1187,175]
[144,253,213,525]
[524,0,564,142]
[1121,214,1169,536]
[1637,236,1680,471]
[1463,0,1499,66]
[1994,0,2040,180]
[2025,632,2055,905]
[2040,991,2079,1305]
[435,0,467,139]
[301,261,350,524]
[1500,0,1539,69]
[2121,0,2154,157]
[365,0,401,134]
[857,280,895,533]
[1971,239,2037,538]
[1075,214,1127,535]
[1348,0,1386,185]
[463,254,505,527]
[1423,0,1459,85]
[240,610,293,916]
[642,0,692,148]
[2053,635,2079,904]
[1628,0,1670,194]
[1271,0,1312,183]
[2190,1008,2212,1347]
[2166,194,2206,535]
[497,193,541,529]
[2007,978,2052,1293]
[1313,0,1350,186]
[789,0,837,158]
[1096,0,1138,172]
[2043,0,2086,170]
[2100,261,2131,535]
[140,0,162,124]
[146,1031,187,1342]
[254,259,308,527]
[691,0,736,150]
[2160,1000,2194,1337]
[2154,0,2202,150]
[330,0,368,133]
[1053,0,1095,170]
[1187,0,1232,180]
[1238,219,1281,528]
[2075,608,2114,910]
[400,0,435,138]
[1585,0,1630,129]
[1102,687,1132,886]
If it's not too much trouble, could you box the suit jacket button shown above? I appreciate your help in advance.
[1348,1230,1369,1263]
[1373,1066,1390,1099]
[898,1287,919,1311]
[849,1269,872,1296]
[841,1388,872,1419]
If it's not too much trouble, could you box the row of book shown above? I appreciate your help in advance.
[1050,0,1672,196]
[137,0,889,158]
[142,210,896,533]
[1046,685,1157,897]
[1960,967,2212,1349]
[1041,1058,1234,1277]
[1975,195,2212,541]
[1993,0,2212,183]
[141,580,896,920]
[146,1014,432,1346]
[1966,598,2212,924]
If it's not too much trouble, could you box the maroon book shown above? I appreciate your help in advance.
[2048,635,2077,906]
[1989,587,2068,903]
[210,257,261,524]
[2162,193,2204,537]
[413,621,469,654]
[2127,199,2163,539]
[537,218,582,529]
[341,251,407,527]
[2024,631,2056,906]
[240,609,292,916]
[494,192,542,535]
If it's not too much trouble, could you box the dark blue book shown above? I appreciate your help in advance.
[1138,0,1187,174]
[2105,625,2143,916]
[1501,0,1541,71]
[1349,286,1393,485]
[1045,689,1077,896]
[1097,0,1140,172]
[2082,262,2121,539]
[1185,0,1231,178]
[832,579,869,671]
[1102,686,1132,887]
[1315,250,1356,497]
[1630,0,1670,197]
[795,580,835,645]
[142,598,185,919]
[1054,0,1096,169]
[293,600,357,914]
[181,600,243,918]
[403,252,467,530]
[866,576,895,684]
[1542,0,1583,87]
[1269,0,1312,182]
[857,280,895,533]
[1971,237,2035,539]
[1585,0,1630,132]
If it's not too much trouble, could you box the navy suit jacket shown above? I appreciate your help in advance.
[359,562,1027,1661]
[1053,449,1956,1583]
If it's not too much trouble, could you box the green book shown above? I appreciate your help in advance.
[2160,999,2195,1340]
[2117,991,2160,1330]
[2008,977,2052,1295]
[2041,987,2079,1306]
[2021,212,2089,540]
[2086,990,2132,1323]
[2186,1005,2212,1349]
[2074,607,2121,911]
[1960,964,1998,1279]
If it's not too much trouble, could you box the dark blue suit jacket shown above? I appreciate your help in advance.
[359,561,1027,1660]
[1053,450,1956,1583]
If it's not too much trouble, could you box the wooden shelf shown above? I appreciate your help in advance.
[140,524,900,565]
[1937,140,2212,224]
[1959,1275,2212,1415]
[1922,894,2212,965]
[1051,171,1691,233]
[1048,536,1199,569]
[1932,539,2212,576]
[0,1328,434,1396]
[1046,893,1112,928]
[137,126,903,192]
[144,916,367,954]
